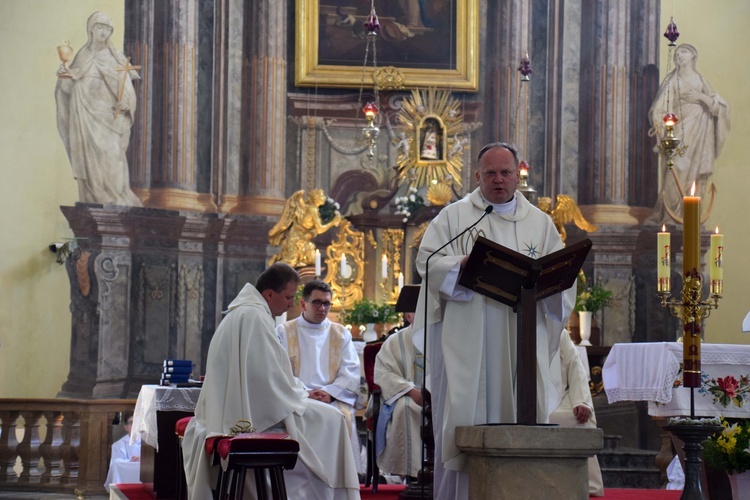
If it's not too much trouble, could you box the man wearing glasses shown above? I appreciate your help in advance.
[277,280,364,474]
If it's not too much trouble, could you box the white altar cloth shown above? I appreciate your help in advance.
[131,384,201,450]
[603,342,750,418]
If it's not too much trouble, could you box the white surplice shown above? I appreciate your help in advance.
[277,317,364,474]
[373,325,424,478]
[414,188,575,499]
[103,434,141,492]
[548,331,604,496]
[181,284,360,500]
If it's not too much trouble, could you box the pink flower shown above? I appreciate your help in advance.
[717,376,740,398]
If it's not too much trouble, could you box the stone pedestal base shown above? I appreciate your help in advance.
[456,424,602,500]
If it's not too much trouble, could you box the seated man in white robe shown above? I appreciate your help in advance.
[374,285,424,480]
[548,329,604,497]
[104,412,141,492]
[277,280,364,474]
[181,263,360,500]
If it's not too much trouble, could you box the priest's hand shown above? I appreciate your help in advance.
[308,389,333,403]
[407,388,423,406]
[573,404,591,424]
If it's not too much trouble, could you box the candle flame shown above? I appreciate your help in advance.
[715,226,720,234]
[661,224,666,232]
[690,181,696,196]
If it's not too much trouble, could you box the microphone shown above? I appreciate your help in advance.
[422,203,492,350]
[417,204,492,497]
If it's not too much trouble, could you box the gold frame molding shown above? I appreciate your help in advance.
[295,0,479,91]
[396,88,465,190]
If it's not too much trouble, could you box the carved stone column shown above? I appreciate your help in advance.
[577,0,660,225]
[125,0,217,212]
[218,0,287,216]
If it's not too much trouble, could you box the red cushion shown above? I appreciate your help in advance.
[363,342,384,391]
[175,416,193,437]
[216,433,296,460]
[205,435,231,456]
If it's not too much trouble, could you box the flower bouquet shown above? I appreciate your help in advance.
[574,273,613,313]
[395,187,426,223]
[702,417,750,475]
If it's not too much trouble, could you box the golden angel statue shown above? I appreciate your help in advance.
[537,195,597,244]
[268,189,342,267]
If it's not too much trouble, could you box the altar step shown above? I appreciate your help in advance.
[599,435,662,489]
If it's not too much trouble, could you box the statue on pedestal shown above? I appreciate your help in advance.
[55,12,142,206]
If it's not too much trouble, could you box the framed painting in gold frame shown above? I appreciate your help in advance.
[295,0,479,91]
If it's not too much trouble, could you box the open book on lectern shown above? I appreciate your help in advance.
[457,236,592,311]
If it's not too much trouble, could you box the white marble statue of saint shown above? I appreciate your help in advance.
[55,12,143,206]
[647,43,729,224]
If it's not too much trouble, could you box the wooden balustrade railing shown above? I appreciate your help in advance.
[0,398,136,496]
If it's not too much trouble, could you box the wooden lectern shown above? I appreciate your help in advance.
[458,236,592,424]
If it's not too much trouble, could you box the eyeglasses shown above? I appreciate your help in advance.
[305,299,332,309]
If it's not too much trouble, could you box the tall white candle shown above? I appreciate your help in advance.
[710,226,724,294]
[657,224,670,292]
[340,253,346,277]
[398,272,404,290]
[315,249,321,276]
[381,255,388,279]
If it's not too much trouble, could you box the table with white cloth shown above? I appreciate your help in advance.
[603,342,750,418]
[603,342,750,485]
[131,384,201,498]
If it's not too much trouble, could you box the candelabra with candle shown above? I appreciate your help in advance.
[657,183,725,500]
[656,182,724,412]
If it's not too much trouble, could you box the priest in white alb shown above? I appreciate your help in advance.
[277,280,365,474]
[181,263,360,500]
[414,142,576,499]
[374,285,424,479]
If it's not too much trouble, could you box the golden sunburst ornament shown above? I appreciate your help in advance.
[396,88,465,190]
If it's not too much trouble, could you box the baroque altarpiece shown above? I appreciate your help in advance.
[58,1,681,424]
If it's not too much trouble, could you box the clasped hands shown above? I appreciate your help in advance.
[308,389,333,403]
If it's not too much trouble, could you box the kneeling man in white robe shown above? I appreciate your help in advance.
[181,263,360,500]
[548,330,604,497]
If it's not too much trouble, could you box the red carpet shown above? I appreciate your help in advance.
[358,486,683,499]
[114,483,683,499]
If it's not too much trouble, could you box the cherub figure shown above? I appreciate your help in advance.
[537,195,598,244]
[393,132,410,159]
[268,189,342,267]
[448,133,470,159]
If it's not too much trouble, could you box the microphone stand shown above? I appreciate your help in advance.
[412,205,493,499]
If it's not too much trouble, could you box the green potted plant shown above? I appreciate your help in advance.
[340,298,398,341]
[574,273,613,346]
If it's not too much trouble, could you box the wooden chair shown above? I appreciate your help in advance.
[363,340,384,492]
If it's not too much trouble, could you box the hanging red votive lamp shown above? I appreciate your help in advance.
[663,113,678,128]
[363,102,379,121]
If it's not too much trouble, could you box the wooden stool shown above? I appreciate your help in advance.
[174,416,194,500]
[211,433,299,500]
